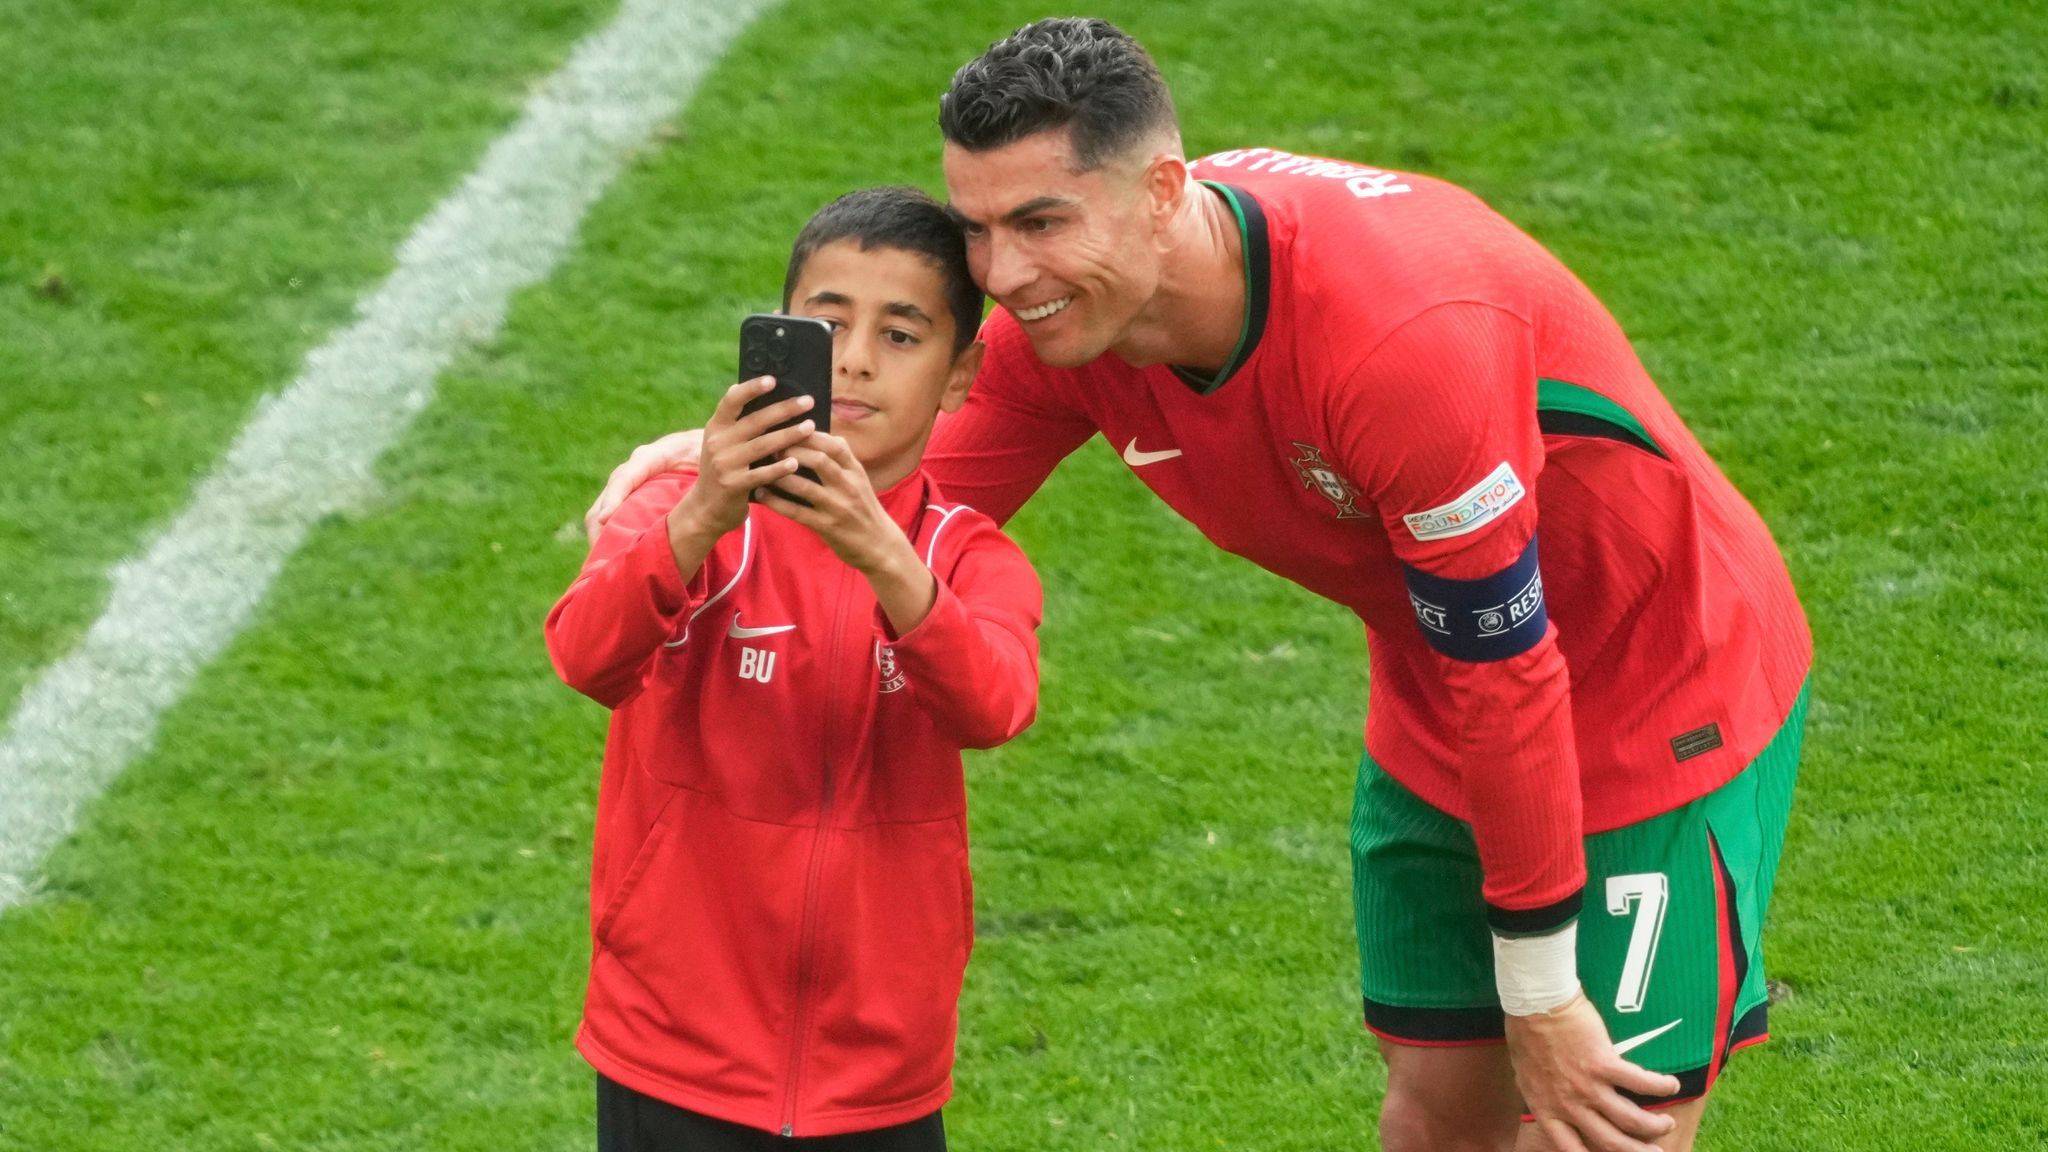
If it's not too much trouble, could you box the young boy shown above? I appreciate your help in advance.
[545,188,1042,1151]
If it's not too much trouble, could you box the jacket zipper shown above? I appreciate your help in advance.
[777,563,855,1136]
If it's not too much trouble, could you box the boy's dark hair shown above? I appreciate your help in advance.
[938,18,1178,171]
[782,186,984,355]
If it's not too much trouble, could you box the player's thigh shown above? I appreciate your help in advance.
[1577,690,1806,1109]
[1352,683,1807,1130]
[1351,753,1504,1048]
[1656,1098,1707,1149]
[1378,1039,1521,1149]
[1354,754,1526,1147]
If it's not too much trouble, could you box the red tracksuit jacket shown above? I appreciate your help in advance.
[544,466,1042,1137]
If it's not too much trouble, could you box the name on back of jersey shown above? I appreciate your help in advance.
[1195,148,1411,200]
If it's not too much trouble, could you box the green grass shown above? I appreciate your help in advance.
[2,0,2044,1149]
[0,0,614,709]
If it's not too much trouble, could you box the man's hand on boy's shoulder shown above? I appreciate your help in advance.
[587,427,703,543]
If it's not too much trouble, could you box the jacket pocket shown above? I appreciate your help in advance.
[584,790,813,1110]
[860,706,970,825]
[594,789,681,943]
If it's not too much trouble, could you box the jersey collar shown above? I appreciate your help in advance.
[876,466,937,535]
[1170,181,1272,396]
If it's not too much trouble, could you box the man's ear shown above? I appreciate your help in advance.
[1142,151,1189,235]
[939,340,985,413]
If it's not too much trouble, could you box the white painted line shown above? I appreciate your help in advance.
[0,0,773,911]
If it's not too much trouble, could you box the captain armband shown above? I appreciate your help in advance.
[1401,535,1548,662]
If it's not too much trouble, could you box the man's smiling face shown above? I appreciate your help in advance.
[943,128,1165,368]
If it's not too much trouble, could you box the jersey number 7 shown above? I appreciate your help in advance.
[1606,872,1669,1014]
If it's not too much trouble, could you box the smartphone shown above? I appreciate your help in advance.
[737,313,833,496]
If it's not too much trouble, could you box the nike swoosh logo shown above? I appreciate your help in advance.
[1122,438,1183,467]
[1613,1018,1682,1056]
[728,613,796,640]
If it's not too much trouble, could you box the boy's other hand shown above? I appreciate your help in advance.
[669,377,815,539]
[755,433,908,572]
[758,433,936,634]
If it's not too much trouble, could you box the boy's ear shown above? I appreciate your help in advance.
[938,340,984,414]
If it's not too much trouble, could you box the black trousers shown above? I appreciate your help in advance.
[597,1074,947,1152]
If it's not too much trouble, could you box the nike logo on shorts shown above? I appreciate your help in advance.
[1612,1018,1682,1056]
[1122,438,1183,467]
[728,613,796,640]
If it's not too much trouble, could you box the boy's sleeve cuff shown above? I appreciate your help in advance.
[881,576,968,654]
[623,513,708,622]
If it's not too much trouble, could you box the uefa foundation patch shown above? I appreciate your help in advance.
[1403,462,1526,541]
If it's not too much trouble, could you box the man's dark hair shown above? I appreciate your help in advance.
[939,17,1178,170]
[782,186,984,355]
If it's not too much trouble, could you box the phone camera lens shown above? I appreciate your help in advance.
[774,326,786,338]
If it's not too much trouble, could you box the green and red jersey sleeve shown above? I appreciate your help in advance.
[1327,302,1585,932]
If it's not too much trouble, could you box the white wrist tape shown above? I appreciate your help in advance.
[1492,920,1581,1016]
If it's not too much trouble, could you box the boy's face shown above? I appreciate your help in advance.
[786,240,983,489]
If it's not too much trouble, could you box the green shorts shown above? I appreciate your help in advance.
[1351,685,1807,1101]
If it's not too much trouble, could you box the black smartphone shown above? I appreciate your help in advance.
[737,313,833,496]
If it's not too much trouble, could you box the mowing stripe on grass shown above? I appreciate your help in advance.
[0,0,772,911]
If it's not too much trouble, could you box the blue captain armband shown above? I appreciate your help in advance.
[1402,535,1548,662]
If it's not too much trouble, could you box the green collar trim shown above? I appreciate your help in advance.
[1170,181,1271,395]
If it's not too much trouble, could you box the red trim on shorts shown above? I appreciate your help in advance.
[1705,834,1740,1093]
[1731,1031,1771,1052]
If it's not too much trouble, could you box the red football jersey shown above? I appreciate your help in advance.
[925,148,1812,926]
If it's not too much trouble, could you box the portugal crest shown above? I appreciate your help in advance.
[1290,442,1366,520]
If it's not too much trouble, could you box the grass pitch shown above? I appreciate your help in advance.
[1,1,2043,1148]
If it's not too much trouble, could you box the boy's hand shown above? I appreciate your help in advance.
[671,378,815,539]
[758,434,937,632]
[755,434,908,571]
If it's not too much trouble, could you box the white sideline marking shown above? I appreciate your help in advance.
[0,0,772,911]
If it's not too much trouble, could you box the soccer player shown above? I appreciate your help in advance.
[584,20,1812,1152]
[547,187,1042,1151]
